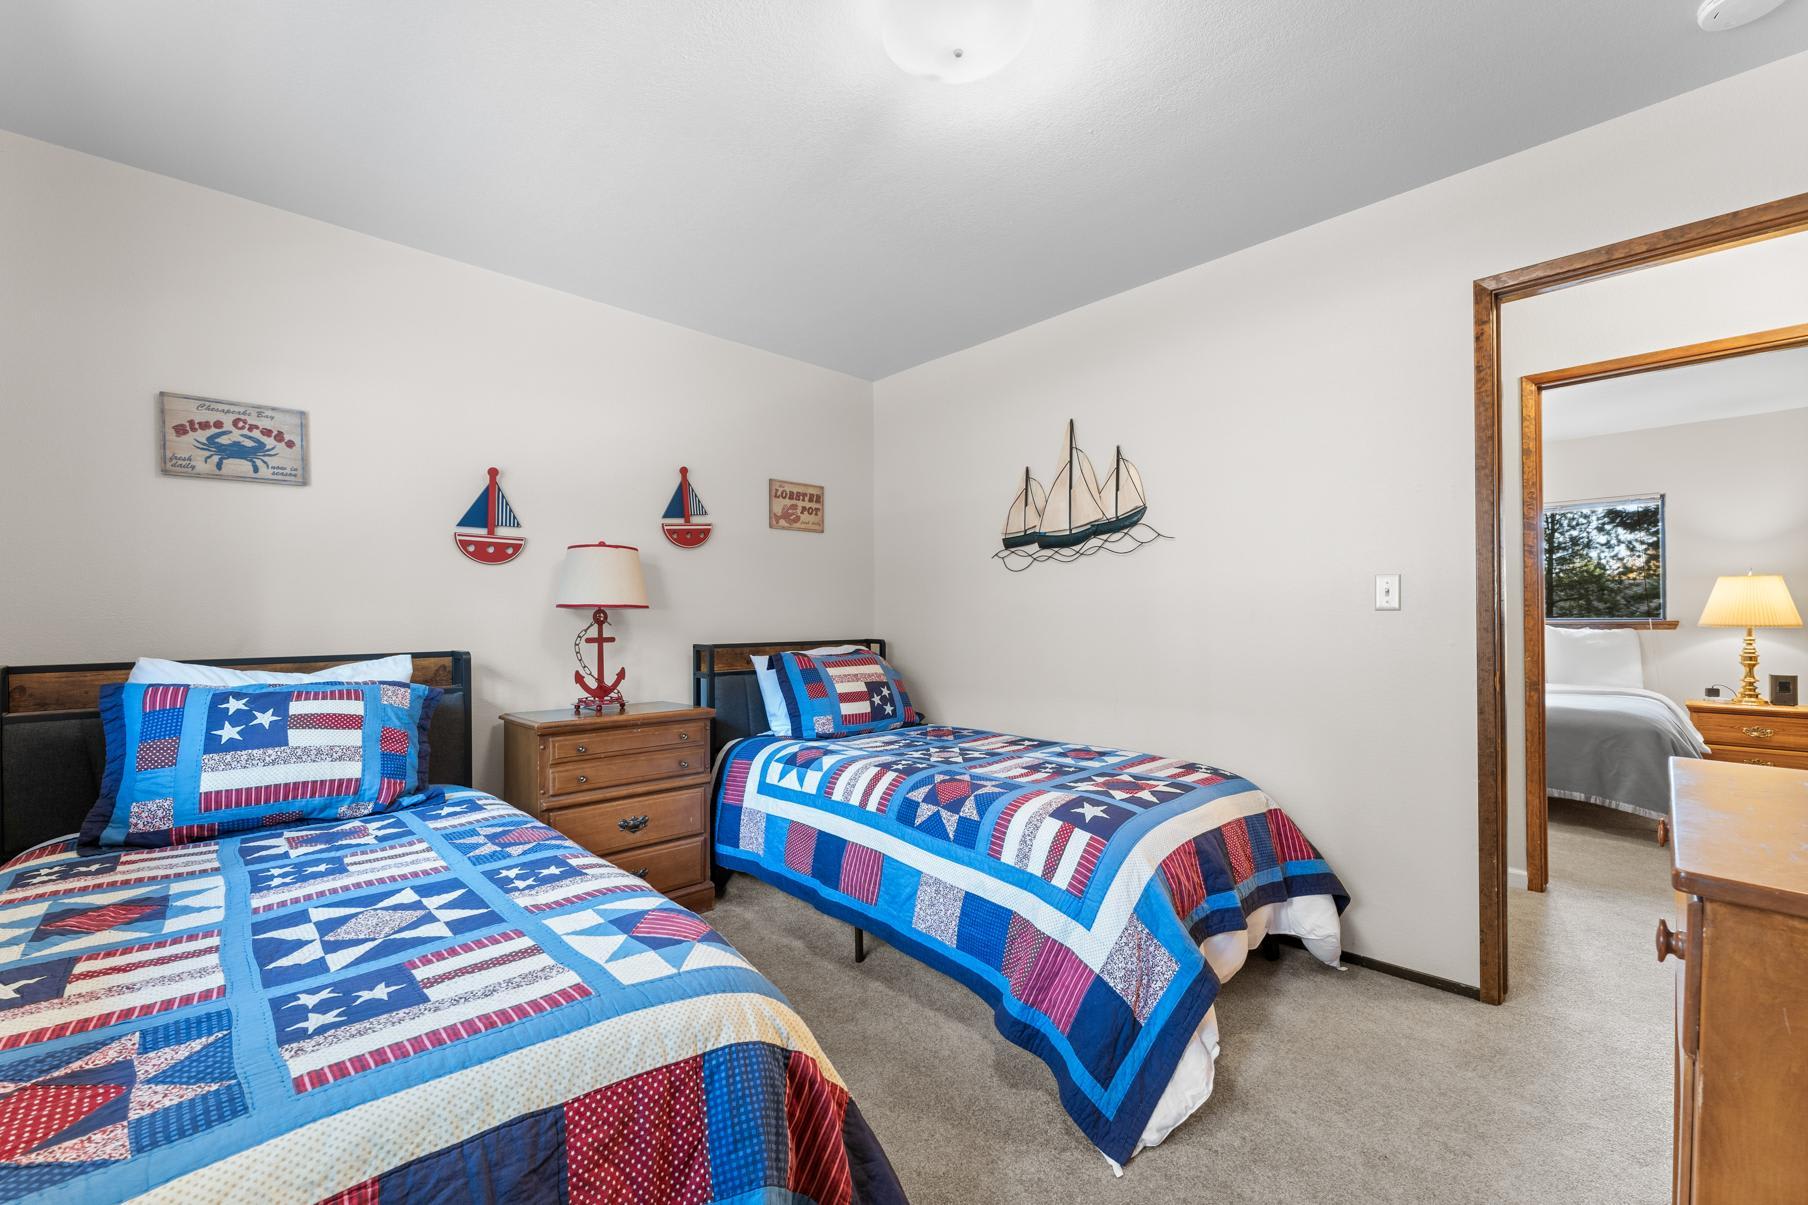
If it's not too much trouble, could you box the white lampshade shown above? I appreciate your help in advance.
[555,542,648,610]
[879,0,1035,84]
[1698,573,1802,629]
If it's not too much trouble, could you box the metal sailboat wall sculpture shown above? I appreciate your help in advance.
[995,420,1167,571]
[661,465,712,548]
[453,466,526,565]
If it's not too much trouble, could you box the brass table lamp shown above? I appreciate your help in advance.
[1698,572,1802,706]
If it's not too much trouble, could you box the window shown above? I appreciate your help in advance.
[1543,494,1665,621]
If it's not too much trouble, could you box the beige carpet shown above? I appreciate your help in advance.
[709,797,1674,1204]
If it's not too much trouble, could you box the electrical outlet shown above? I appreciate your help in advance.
[1375,573,1401,611]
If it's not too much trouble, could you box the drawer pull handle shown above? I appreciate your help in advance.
[576,775,588,785]
[678,760,690,770]
[679,731,690,741]
[1655,918,1687,963]
[619,814,650,833]
[1746,758,1776,767]
[575,744,588,754]
[633,867,650,878]
[1742,725,1775,740]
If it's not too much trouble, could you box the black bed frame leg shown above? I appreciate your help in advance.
[1259,933,1282,962]
[854,927,868,964]
[711,865,732,898]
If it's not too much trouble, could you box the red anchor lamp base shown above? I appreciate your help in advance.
[573,607,628,713]
[554,540,649,716]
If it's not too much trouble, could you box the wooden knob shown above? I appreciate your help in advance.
[1656,919,1686,963]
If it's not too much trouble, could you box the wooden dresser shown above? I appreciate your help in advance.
[500,702,715,913]
[1665,759,1808,1203]
[1685,699,1808,771]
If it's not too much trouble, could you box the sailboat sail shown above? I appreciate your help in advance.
[456,484,520,532]
[1036,422,1109,548]
[1097,446,1148,534]
[662,480,708,521]
[1001,468,1046,549]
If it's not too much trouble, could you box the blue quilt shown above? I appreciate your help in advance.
[714,725,1348,1164]
[0,790,874,1203]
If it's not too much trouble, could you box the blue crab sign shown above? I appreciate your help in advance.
[159,392,308,486]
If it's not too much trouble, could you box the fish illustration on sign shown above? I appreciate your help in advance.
[453,467,526,565]
[995,420,1167,571]
[660,466,712,548]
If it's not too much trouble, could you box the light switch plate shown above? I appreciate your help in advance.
[1375,573,1401,610]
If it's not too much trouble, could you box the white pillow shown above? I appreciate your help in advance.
[127,653,414,686]
[749,646,867,737]
[1544,627,1643,690]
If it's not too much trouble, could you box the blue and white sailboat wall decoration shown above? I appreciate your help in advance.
[454,466,527,565]
[994,420,1167,572]
[661,465,712,549]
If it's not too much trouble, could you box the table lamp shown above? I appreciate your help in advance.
[1698,572,1802,706]
[555,541,648,713]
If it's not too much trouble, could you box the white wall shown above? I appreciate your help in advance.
[873,52,1808,988]
[0,130,875,791]
[1543,407,1808,708]
[1500,232,1808,876]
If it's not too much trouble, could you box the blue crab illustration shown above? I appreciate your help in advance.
[194,430,279,474]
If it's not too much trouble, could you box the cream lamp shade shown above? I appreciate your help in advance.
[1697,573,1802,629]
[554,542,648,610]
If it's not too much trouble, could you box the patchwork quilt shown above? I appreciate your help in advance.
[714,726,1348,1164]
[0,790,885,1204]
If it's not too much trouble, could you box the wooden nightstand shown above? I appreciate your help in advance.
[500,702,715,913]
[1686,699,1808,772]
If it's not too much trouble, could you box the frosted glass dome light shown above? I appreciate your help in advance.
[879,0,1036,84]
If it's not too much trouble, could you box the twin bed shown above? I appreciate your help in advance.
[0,641,1350,1200]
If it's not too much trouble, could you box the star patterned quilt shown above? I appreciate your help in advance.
[714,725,1348,1165]
[0,789,896,1204]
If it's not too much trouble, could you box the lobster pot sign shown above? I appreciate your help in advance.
[159,392,308,486]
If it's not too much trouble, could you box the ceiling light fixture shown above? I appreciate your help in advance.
[1696,0,1790,31]
[879,0,1036,84]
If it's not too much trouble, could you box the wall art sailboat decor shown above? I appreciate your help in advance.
[453,466,526,565]
[995,420,1169,571]
[661,465,712,548]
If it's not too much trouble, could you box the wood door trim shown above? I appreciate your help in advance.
[1473,191,1808,1006]
[1519,321,1808,899]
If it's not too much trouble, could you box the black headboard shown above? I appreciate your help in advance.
[0,651,473,859]
[691,639,888,758]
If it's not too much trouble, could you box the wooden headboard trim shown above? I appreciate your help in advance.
[3,653,458,716]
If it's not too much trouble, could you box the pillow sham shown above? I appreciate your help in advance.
[750,645,870,736]
[82,679,441,849]
[758,648,917,738]
[1544,625,1644,690]
[126,653,413,686]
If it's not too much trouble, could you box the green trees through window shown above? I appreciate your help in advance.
[1543,495,1665,620]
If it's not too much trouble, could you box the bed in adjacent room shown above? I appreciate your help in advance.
[0,652,903,1205]
[695,640,1348,1171]
[1543,626,1708,820]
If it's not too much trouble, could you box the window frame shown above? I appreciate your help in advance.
[1540,492,1670,626]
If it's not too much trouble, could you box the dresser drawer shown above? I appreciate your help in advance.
[546,746,706,800]
[606,835,709,896]
[544,785,707,856]
[1693,710,1808,754]
[547,720,706,763]
[1706,745,1808,772]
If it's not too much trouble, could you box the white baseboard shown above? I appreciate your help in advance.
[1508,867,1529,890]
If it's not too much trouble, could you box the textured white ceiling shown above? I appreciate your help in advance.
[2,1,1807,378]
[1547,343,1808,441]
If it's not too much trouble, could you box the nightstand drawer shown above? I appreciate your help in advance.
[1707,746,1808,772]
[547,747,706,800]
[545,785,707,856]
[547,720,706,763]
[1694,710,1808,754]
[606,835,709,897]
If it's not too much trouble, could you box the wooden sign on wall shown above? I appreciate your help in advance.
[769,479,824,533]
[160,392,309,485]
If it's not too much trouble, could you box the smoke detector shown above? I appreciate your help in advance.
[1697,0,1790,31]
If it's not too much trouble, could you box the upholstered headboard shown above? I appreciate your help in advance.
[0,651,472,859]
[690,640,889,757]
